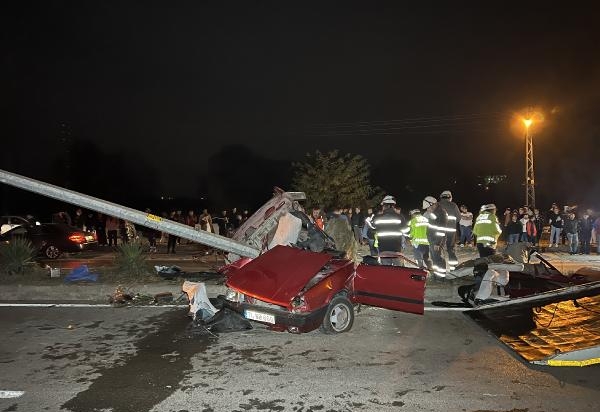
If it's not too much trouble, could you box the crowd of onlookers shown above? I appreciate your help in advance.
[497,203,599,255]
[43,200,600,257]
[50,207,252,254]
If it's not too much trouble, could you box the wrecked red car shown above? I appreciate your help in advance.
[220,245,427,334]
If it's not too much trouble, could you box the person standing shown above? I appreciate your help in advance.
[458,205,473,247]
[408,209,431,269]
[580,210,594,254]
[525,214,538,245]
[422,195,446,277]
[373,195,407,265]
[548,205,563,247]
[533,208,544,246]
[95,213,107,246]
[436,190,461,267]
[505,214,522,246]
[361,208,378,256]
[351,207,364,244]
[472,204,502,257]
[105,216,120,247]
[167,211,178,253]
[564,211,580,255]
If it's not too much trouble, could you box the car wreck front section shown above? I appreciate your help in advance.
[223,245,427,333]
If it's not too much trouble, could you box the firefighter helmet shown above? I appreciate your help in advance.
[422,196,437,209]
[381,195,396,205]
[480,203,497,211]
[440,190,452,200]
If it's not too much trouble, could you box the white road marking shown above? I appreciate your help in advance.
[0,390,25,398]
[425,306,470,312]
[0,303,187,308]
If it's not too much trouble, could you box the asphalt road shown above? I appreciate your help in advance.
[1,305,599,412]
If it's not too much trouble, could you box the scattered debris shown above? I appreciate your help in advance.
[63,265,99,283]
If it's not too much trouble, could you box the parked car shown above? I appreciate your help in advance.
[1,215,32,235]
[0,223,97,259]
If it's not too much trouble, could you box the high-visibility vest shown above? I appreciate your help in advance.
[472,212,502,247]
[409,214,429,246]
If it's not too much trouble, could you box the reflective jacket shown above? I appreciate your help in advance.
[473,212,502,247]
[409,214,429,246]
[373,208,407,252]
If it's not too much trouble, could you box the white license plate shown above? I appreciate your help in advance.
[85,236,94,241]
[244,309,275,324]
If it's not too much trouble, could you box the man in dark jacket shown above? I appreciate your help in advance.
[579,209,594,254]
[564,211,580,255]
[373,195,408,265]
[548,205,563,247]
[436,190,461,267]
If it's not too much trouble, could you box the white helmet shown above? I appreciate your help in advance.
[381,195,396,205]
[422,196,437,209]
[440,190,452,200]
[409,209,420,216]
[480,203,496,211]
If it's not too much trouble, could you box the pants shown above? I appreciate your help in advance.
[353,226,363,244]
[445,231,458,265]
[527,234,536,245]
[413,244,431,269]
[550,226,562,245]
[508,234,520,245]
[581,232,591,254]
[459,225,472,245]
[366,238,378,256]
[167,234,177,253]
[96,228,107,245]
[428,233,446,275]
[107,230,118,246]
[567,233,579,253]
[477,243,496,258]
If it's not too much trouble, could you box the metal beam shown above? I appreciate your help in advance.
[0,169,260,258]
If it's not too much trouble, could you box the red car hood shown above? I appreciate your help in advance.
[226,245,333,307]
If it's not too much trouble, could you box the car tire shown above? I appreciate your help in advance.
[44,245,61,259]
[320,295,354,334]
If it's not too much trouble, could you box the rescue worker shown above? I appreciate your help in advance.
[436,190,461,268]
[472,203,503,257]
[422,195,446,277]
[373,195,407,265]
[324,207,356,260]
[408,209,431,269]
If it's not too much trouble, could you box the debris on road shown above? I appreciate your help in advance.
[63,265,99,283]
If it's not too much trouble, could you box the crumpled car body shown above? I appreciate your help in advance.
[221,245,427,334]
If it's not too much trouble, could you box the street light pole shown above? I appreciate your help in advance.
[524,118,535,210]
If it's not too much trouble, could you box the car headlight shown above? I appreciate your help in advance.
[291,296,307,312]
[225,288,238,301]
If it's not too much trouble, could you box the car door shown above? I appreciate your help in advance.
[351,264,426,315]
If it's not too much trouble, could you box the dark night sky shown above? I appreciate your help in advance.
[2,2,600,211]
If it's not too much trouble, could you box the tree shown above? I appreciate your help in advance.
[292,150,382,209]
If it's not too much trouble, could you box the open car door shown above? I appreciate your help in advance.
[352,263,427,315]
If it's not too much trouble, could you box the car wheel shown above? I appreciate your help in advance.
[44,245,61,259]
[320,296,354,334]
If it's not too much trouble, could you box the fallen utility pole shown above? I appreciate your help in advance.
[0,169,260,259]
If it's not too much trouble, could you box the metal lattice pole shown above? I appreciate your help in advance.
[525,129,535,210]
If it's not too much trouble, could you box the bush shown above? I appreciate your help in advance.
[0,238,36,275]
[115,241,150,276]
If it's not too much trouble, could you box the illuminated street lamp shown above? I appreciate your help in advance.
[523,116,535,210]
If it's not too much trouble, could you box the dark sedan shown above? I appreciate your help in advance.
[0,223,97,259]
